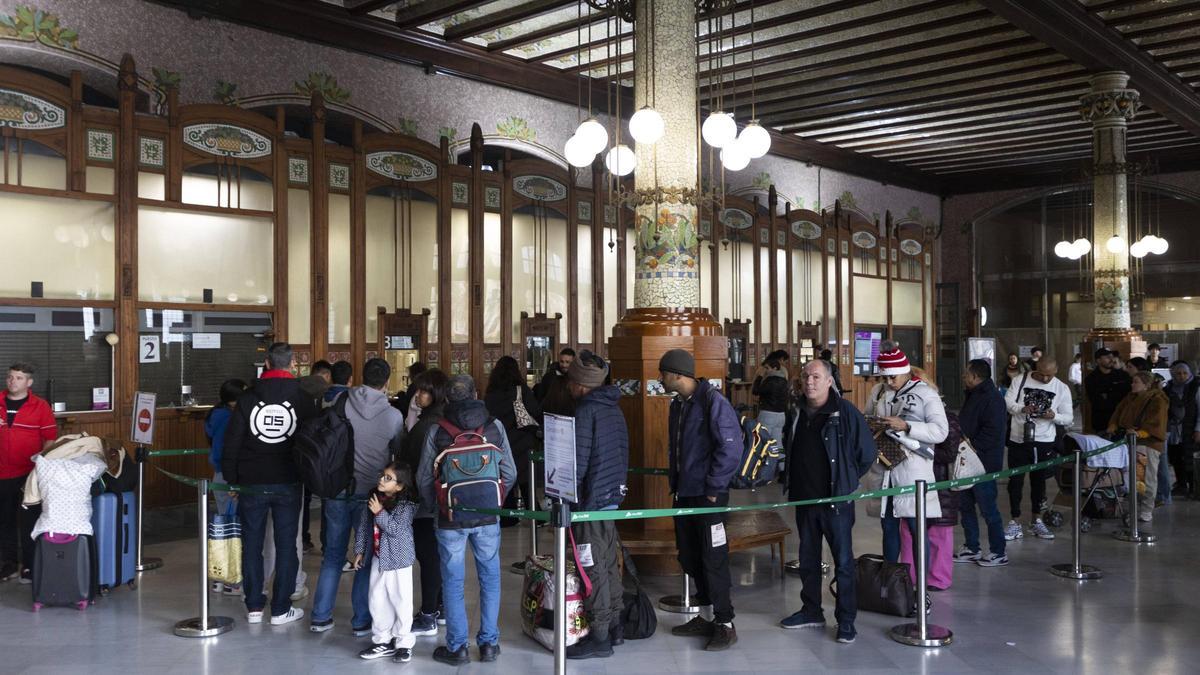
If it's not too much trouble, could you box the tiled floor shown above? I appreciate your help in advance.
[2,485,1197,674]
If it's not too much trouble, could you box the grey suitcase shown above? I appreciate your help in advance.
[32,533,96,611]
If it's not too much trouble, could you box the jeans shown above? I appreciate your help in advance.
[311,493,372,626]
[673,494,735,624]
[959,479,1006,556]
[413,517,442,614]
[796,503,856,625]
[437,524,501,651]
[239,483,302,616]
[211,470,234,517]
[1008,442,1055,519]
[881,500,926,564]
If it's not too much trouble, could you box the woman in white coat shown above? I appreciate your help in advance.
[866,344,948,564]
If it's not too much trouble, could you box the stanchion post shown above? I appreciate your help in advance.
[890,480,952,647]
[1051,447,1103,579]
[1113,431,1157,543]
[551,501,570,675]
[173,478,233,638]
[135,445,163,572]
[529,456,539,558]
[657,572,702,614]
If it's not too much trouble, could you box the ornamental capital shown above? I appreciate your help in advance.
[1079,89,1140,123]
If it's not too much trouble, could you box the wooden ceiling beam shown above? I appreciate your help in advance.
[443,0,574,42]
[486,13,609,52]
[345,0,397,15]
[393,0,495,30]
[978,0,1200,137]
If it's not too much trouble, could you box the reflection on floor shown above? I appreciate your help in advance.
[2,484,1196,674]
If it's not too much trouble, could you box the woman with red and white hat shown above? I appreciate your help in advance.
[865,341,948,569]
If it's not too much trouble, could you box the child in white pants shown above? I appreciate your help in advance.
[354,462,419,663]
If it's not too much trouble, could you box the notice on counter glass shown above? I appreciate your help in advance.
[543,413,578,503]
[193,333,221,349]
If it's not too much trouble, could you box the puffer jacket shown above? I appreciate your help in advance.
[572,385,629,511]
[667,378,742,499]
[416,398,517,529]
[866,379,947,519]
[1108,388,1169,453]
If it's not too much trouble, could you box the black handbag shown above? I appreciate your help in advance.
[830,554,915,617]
[618,545,657,640]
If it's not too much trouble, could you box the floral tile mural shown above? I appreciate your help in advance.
[0,5,77,48]
[294,71,350,104]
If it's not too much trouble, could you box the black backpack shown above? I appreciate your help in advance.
[293,396,355,498]
[618,545,657,640]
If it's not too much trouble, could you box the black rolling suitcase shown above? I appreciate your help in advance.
[32,533,96,611]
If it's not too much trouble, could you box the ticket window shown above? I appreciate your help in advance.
[376,307,429,397]
[724,319,752,382]
[520,311,560,388]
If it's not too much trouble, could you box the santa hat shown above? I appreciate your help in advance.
[876,344,911,376]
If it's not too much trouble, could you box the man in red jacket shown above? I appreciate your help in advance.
[0,362,58,583]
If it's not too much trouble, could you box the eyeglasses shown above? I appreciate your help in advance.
[378,473,396,483]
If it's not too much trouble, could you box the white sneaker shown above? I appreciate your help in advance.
[290,586,309,602]
[270,607,306,626]
[1031,519,1055,540]
[247,611,264,624]
[977,553,1009,567]
[951,546,981,563]
[210,581,224,593]
[1004,520,1024,541]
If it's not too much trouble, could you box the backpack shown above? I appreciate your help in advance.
[728,415,783,489]
[292,396,355,499]
[434,419,505,523]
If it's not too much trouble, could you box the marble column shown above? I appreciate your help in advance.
[632,0,699,309]
[1081,71,1139,335]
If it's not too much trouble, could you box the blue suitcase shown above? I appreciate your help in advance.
[91,491,137,593]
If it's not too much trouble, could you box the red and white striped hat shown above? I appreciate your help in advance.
[876,345,911,376]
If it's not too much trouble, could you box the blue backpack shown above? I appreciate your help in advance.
[434,420,505,523]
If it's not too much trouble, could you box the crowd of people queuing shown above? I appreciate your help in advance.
[1,333,1197,665]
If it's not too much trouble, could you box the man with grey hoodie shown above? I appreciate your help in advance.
[310,358,406,635]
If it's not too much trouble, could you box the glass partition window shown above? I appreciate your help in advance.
[451,209,470,343]
[512,206,568,339]
[139,206,273,304]
[776,249,788,339]
[483,212,502,343]
[760,248,770,342]
[138,172,165,200]
[603,227,619,342]
[0,306,114,413]
[578,223,593,342]
[182,164,273,211]
[287,188,311,343]
[791,244,822,326]
[4,138,66,190]
[891,280,923,326]
[137,309,271,407]
[366,188,440,342]
[854,276,887,325]
[86,166,115,195]
[0,192,115,300]
[328,193,351,343]
[700,242,713,314]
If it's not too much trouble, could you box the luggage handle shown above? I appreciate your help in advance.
[449,455,492,476]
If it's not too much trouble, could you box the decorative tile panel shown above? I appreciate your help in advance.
[720,208,753,230]
[365,151,437,181]
[139,137,164,167]
[329,163,350,190]
[615,379,640,397]
[0,89,65,129]
[577,200,592,222]
[604,204,616,224]
[852,231,877,249]
[776,230,786,246]
[484,186,501,209]
[699,219,711,237]
[759,228,770,245]
[183,123,271,158]
[900,239,923,256]
[86,130,114,161]
[287,157,308,185]
[793,220,822,239]
[513,174,566,202]
[451,181,468,205]
[840,240,849,255]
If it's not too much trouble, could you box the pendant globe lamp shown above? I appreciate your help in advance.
[629,106,665,145]
[576,117,609,155]
[719,137,750,171]
[605,144,636,177]
[564,134,594,168]
[702,111,737,148]
[738,120,771,158]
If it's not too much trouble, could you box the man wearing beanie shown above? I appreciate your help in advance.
[658,348,742,651]
[564,351,629,660]
[416,374,517,666]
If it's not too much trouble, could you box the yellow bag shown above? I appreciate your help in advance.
[207,506,242,584]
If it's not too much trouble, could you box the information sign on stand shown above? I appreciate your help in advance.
[542,413,578,503]
[131,391,157,445]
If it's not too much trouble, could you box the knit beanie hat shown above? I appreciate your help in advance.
[658,349,695,379]
[568,350,608,389]
[876,342,911,376]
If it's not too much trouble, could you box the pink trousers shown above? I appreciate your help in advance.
[898,521,954,590]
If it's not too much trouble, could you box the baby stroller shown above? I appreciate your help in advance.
[1050,433,1128,533]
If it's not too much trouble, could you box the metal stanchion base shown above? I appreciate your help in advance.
[657,594,704,614]
[1049,563,1103,580]
[173,616,234,638]
[889,623,953,647]
[1112,528,1158,543]
[137,557,163,572]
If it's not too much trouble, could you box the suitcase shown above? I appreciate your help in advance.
[91,491,137,593]
[32,533,95,611]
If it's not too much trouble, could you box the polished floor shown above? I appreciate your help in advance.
[2,482,1197,675]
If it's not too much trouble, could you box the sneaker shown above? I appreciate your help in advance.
[309,618,334,633]
[780,610,825,629]
[436,607,446,625]
[18,569,31,585]
[247,610,264,624]
[478,642,500,662]
[705,623,737,651]
[210,581,224,593]
[352,623,372,637]
[609,620,625,646]
[1031,519,1055,540]
[358,640,397,660]
[977,552,1009,567]
[1004,520,1024,541]
[0,562,19,581]
[671,616,715,637]
[566,634,613,660]
[223,583,243,596]
[952,546,981,563]
[392,647,412,663]
[433,645,470,666]
[342,560,354,573]
[290,586,309,602]
[270,607,305,626]
[412,612,439,636]
[836,623,857,644]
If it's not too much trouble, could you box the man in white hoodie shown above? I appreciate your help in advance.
[1004,357,1073,541]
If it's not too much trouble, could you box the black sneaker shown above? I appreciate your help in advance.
[392,647,412,663]
[836,623,856,644]
[566,634,613,660]
[309,618,334,633]
[351,623,372,637]
[358,640,396,660]
[432,645,470,666]
[671,616,715,637]
[0,562,18,582]
[478,642,500,662]
[705,623,737,651]
[18,568,32,585]
[411,611,438,636]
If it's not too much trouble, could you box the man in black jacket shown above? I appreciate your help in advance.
[533,348,575,400]
[1083,348,1131,433]
[223,342,319,627]
[953,359,1008,567]
[779,359,875,644]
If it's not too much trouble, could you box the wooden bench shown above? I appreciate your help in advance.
[621,509,791,575]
